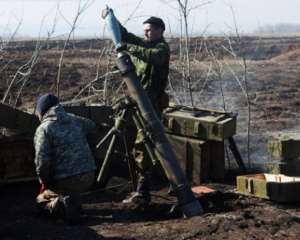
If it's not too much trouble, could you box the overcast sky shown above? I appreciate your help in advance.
[1,0,300,38]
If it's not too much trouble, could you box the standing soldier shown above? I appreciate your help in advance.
[102,9,170,204]
[34,93,96,225]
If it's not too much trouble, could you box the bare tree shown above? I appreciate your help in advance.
[205,43,227,111]
[1,3,66,108]
[161,0,211,106]
[222,5,251,169]
[1,8,59,107]
[0,14,23,52]
[56,0,94,99]
[0,14,23,102]
[13,9,61,108]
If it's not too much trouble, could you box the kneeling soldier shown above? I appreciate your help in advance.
[34,93,96,224]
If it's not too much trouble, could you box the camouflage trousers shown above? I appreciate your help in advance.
[36,171,95,217]
[134,139,152,172]
[133,101,162,173]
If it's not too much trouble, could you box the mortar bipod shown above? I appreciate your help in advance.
[95,97,157,188]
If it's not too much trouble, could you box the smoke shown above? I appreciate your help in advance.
[169,61,300,172]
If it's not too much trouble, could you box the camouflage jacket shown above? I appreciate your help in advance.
[120,25,170,109]
[34,105,96,184]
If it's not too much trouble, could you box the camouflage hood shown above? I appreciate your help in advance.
[42,104,70,124]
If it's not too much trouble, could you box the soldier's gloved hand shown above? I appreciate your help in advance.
[127,45,136,52]
[101,6,110,19]
[127,45,139,56]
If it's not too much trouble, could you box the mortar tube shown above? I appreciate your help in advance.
[116,52,203,217]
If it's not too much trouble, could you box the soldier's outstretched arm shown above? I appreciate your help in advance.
[119,23,145,46]
[129,43,169,66]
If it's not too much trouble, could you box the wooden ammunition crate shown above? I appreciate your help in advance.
[268,160,300,177]
[268,133,300,160]
[167,134,210,184]
[0,137,36,185]
[0,103,114,138]
[163,106,236,141]
[209,140,225,180]
[166,134,225,184]
[65,105,113,127]
[237,173,300,202]
[0,105,114,185]
[0,103,39,137]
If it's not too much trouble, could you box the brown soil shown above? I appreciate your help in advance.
[271,47,300,61]
[1,180,300,240]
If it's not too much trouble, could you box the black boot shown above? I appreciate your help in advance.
[62,194,81,225]
[122,173,151,204]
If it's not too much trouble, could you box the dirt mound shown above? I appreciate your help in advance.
[271,47,300,61]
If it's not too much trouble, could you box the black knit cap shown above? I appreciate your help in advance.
[36,93,59,116]
[143,16,165,31]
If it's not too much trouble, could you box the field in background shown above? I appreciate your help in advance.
[1,35,300,240]
[1,35,300,167]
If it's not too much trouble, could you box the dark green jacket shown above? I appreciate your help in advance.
[120,25,170,109]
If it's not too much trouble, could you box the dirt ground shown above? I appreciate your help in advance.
[1,37,300,239]
[1,178,300,240]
